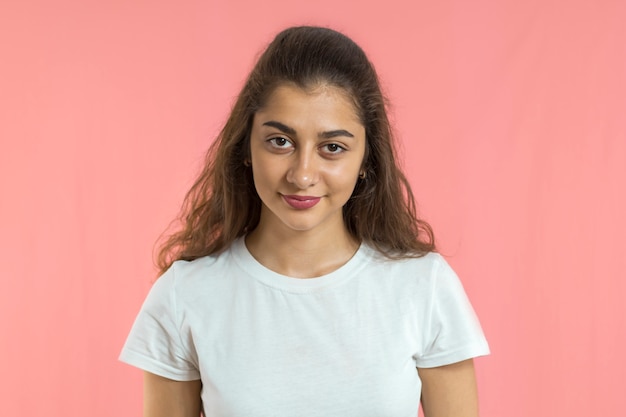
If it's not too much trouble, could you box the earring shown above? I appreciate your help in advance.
[359,170,366,179]
[244,159,251,167]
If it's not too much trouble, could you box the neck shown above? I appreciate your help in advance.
[245,221,359,279]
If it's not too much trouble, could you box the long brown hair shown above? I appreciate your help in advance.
[156,26,435,275]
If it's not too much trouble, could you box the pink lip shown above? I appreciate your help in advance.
[282,195,321,210]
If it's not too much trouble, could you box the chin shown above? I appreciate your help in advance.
[280,222,319,233]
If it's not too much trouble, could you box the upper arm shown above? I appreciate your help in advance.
[143,371,202,417]
[417,359,480,417]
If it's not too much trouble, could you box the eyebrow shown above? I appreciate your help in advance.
[262,121,355,139]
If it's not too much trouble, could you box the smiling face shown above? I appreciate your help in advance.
[249,83,366,239]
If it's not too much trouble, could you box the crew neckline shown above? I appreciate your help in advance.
[231,237,371,293]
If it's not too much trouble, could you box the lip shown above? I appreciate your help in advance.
[282,194,321,210]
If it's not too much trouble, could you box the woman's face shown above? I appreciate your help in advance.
[249,83,366,237]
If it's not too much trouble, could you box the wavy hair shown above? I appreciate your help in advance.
[156,26,435,275]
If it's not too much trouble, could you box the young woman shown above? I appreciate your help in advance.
[120,26,489,417]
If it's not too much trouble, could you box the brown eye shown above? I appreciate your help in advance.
[322,143,346,154]
[268,137,293,149]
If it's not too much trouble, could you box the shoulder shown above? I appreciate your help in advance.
[362,245,448,282]
[362,248,470,305]
[356,247,450,303]
[383,251,466,299]
[156,245,239,298]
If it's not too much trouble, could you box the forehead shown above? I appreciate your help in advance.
[255,83,363,127]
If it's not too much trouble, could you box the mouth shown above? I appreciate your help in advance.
[282,194,321,210]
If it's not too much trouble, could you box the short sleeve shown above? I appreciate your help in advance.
[119,263,200,381]
[415,256,490,368]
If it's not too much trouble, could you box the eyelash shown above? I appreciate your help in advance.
[268,137,292,149]
[266,137,347,155]
[322,143,346,154]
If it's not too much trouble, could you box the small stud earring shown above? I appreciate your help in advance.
[244,159,251,167]
[359,170,366,179]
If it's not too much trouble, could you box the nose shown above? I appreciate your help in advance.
[286,149,319,189]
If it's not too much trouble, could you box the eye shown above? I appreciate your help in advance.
[321,143,346,155]
[267,136,293,149]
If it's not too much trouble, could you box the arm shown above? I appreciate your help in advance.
[143,371,202,417]
[417,359,480,417]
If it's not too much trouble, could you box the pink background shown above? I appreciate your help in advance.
[1,0,625,415]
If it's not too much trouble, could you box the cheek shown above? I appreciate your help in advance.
[323,166,361,195]
[252,159,282,188]
[325,160,361,180]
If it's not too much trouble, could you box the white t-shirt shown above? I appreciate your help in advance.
[120,238,489,416]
